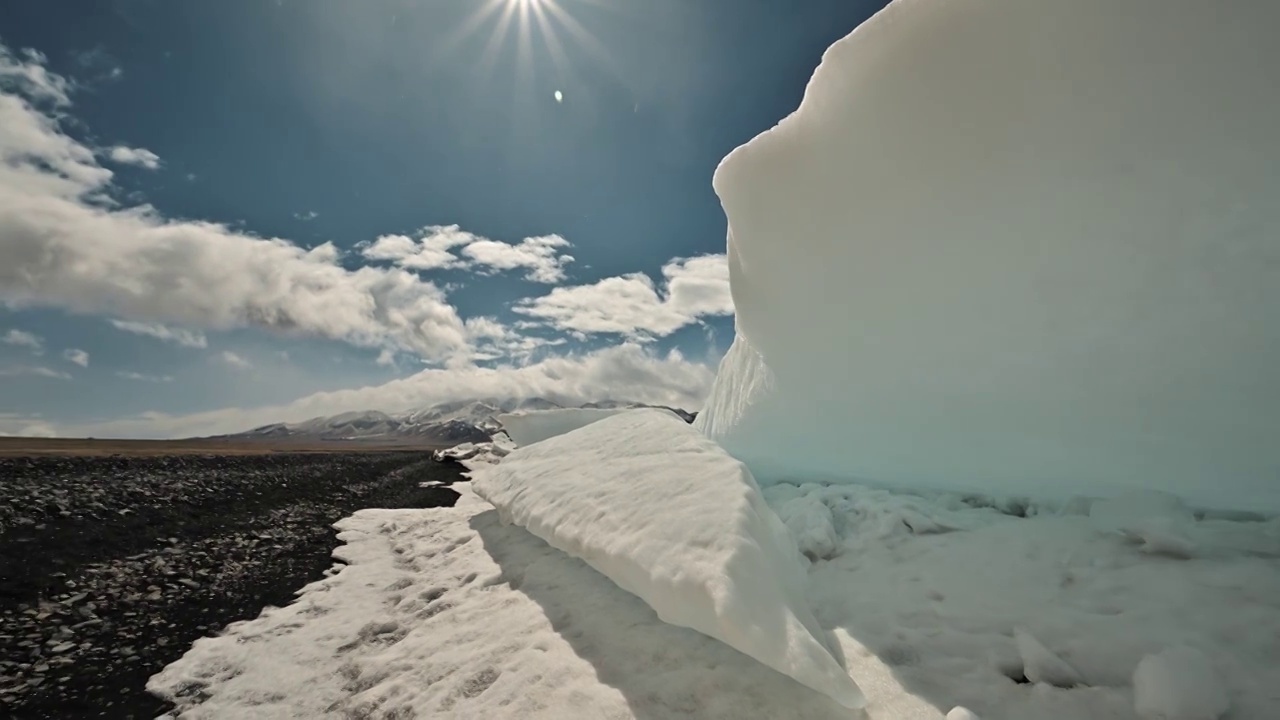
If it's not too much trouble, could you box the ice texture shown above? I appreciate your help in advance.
[1013,627,1082,688]
[1133,646,1229,720]
[696,0,1280,511]
[471,409,865,708]
[496,407,630,447]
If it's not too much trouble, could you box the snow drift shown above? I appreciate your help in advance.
[471,409,864,709]
[696,0,1280,511]
[495,407,630,447]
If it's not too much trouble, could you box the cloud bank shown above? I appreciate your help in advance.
[0,46,471,364]
[54,343,716,438]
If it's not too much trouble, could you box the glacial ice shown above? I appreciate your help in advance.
[471,409,865,708]
[696,0,1280,512]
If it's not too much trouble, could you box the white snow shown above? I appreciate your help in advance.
[150,461,1274,716]
[471,409,865,708]
[1013,627,1082,689]
[770,482,1280,719]
[1133,646,1229,720]
[495,407,631,447]
[149,487,871,719]
[432,431,516,469]
[151,468,1280,719]
[695,0,1280,511]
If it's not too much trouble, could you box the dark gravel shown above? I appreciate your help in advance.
[0,452,464,719]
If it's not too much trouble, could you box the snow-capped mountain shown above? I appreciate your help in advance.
[215,398,694,445]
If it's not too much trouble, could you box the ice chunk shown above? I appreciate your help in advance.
[496,407,631,447]
[1013,627,1081,688]
[696,0,1280,512]
[774,493,841,561]
[471,409,864,708]
[945,709,981,720]
[433,433,514,469]
[1133,646,1228,720]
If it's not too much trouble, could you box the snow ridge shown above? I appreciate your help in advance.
[471,409,865,708]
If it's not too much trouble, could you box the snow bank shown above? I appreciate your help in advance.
[471,409,865,708]
[696,0,1280,511]
[150,487,863,719]
[496,407,630,447]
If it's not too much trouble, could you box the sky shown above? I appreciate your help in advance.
[0,0,885,438]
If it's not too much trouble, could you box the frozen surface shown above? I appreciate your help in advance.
[471,409,865,708]
[770,482,1280,719]
[1014,628,1082,688]
[1133,646,1228,720]
[495,407,630,447]
[696,0,1280,511]
[150,473,1280,719]
[149,487,876,719]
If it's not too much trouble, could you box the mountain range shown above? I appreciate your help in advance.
[213,398,695,446]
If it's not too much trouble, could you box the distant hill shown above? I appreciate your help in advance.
[211,398,696,446]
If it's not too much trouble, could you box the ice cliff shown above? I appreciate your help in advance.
[696,0,1280,512]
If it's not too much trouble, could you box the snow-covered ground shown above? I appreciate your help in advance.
[151,410,1280,719]
[149,486,867,720]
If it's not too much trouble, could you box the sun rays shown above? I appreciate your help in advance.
[438,0,616,86]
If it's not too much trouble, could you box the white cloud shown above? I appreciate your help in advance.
[0,45,471,364]
[62,348,89,367]
[360,226,475,271]
[515,255,733,338]
[0,365,71,380]
[55,343,716,438]
[360,227,575,283]
[461,234,574,283]
[219,351,252,370]
[294,210,319,221]
[0,46,71,106]
[108,319,208,348]
[2,328,43,354]
[106,145,162,170]
[464,316,566,363]
[0,413,58,437]
[116,371,173,383]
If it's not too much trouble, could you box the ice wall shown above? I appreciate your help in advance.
[697,0,1280,511]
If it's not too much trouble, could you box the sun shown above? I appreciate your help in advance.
[439,0,613,91]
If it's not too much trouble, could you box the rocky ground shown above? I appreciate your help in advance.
[0,452,464,719]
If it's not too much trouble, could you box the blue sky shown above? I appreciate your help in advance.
[0,0,884,438]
